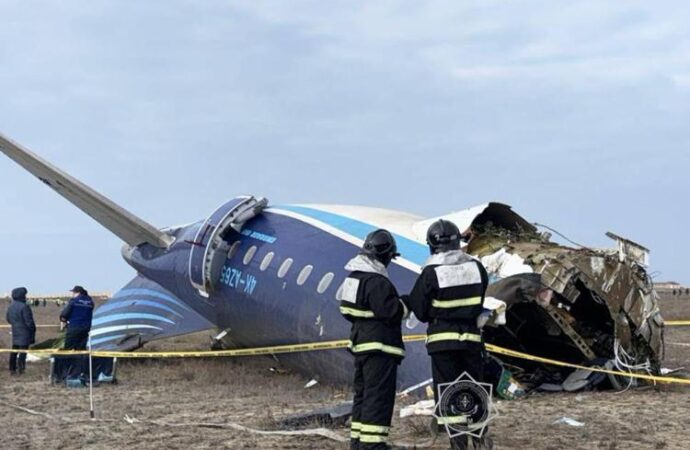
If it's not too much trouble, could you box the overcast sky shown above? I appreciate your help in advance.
[1,1,688,294]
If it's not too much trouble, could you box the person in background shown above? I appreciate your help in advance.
[5,287,36,375]
[60,285,94,350]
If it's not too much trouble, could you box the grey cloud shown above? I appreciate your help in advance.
[0,1,688,291]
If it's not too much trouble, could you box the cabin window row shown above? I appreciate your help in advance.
[231,243,335,294]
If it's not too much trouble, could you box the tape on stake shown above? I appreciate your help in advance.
[0,334,688,385]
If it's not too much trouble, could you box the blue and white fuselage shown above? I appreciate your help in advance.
[0,134,497,390]
[99,198,464,388]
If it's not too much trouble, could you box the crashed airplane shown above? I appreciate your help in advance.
[0,134,664,394]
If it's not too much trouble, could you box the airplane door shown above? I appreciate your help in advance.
[188,196,268,296]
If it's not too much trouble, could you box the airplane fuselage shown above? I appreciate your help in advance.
[119,198,434,388]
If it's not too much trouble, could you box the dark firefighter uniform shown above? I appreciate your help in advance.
[406,219,491,450]
[339,229,408,450]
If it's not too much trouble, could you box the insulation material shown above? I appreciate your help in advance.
[481,249,533,279]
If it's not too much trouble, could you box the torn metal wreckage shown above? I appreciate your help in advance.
[468,207,664,393]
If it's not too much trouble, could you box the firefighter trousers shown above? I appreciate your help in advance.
[350,353,398,450]
[432,349,490,450]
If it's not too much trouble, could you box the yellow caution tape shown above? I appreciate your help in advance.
[0,349,91,355]
[3,321,687,330]
[0,334,688,385]
[0,340,353,358]
[483,343,690,385]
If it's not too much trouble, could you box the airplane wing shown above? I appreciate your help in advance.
[0,133,173,248]
[91,275,214,350]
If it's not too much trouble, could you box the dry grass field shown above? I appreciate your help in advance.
[1,295,688,449]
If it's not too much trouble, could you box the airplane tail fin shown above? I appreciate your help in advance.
[0,133,174,248]
[91,275,213,350]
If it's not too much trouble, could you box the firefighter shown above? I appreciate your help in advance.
[338,229,409,450]
[405,219,493,450]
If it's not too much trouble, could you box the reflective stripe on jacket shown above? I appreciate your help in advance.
[338,270,406,359]
[406,252,488,354]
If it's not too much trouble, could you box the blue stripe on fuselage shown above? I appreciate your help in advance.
[273,205,428,267]
[92,313,176,327]
[90,334,128,347]
[115,288,192,311]
[94,299,184,318]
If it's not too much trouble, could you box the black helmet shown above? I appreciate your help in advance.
[361,229,400,267]
[426,219,461,254]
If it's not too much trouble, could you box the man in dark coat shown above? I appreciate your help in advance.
[60,285,94,350]
[5,287,36,374]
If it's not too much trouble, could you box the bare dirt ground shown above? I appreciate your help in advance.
[1,296,688,450]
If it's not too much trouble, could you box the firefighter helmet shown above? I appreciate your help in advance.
[426,219,462,254]
[361,229,400,266]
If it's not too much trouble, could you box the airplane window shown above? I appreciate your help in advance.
[227,241,241,259]
[297,265,313,286]
[335,280,345,300]
[243,246,257,265]
[317,272,335,294]
[260,252,274,271]
[278,258,293,278]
